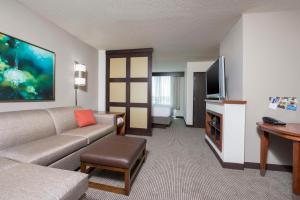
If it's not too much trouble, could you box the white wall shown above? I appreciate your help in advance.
[185,61,213,125]
[0,0,99,112]
[152,65,185,72]
[220,18,244,100]
[220,10,300,165]
[243,11,300,165]
[98,50,106,111]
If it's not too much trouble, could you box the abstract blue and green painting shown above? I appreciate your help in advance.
[0,32,55,101]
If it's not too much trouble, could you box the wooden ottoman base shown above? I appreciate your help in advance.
[80,147,146,196]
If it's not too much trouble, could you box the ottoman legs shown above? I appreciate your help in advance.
[124,170,130,195]
[80,145,146,196]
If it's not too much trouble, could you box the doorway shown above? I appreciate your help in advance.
[193,72,206,128]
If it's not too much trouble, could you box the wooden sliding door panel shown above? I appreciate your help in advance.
[106,48,153,136]
[109,83,126,102]
[130,107,148,129]
[109,106,126,113]
[130,82,148,103]
[130,57,148,78]
[110,58,126,78]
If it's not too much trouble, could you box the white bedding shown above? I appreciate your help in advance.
[152,105,172,117]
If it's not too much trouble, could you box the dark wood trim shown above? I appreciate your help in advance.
[152,72,184,77]
[205,137,292,172]
[130,78,149,82]
[106,48,153,55]
[126,128,152,136]
[109,78,148,82]
[175,116,184,119]
[244,162,292,172]
[105,55,110,112]
[109,78,126,82]
[109,102,148,108]
[126,55,131,133]
[130,103,149,107]
[205,138,244,170]
[106,48,153,136]
[205,99,247,105]
[109,102,126,107]
[224,100,247,104]
[147,53,152,134]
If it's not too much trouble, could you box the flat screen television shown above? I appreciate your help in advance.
[206,56,226,99]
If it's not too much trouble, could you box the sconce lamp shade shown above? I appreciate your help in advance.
[74,63,86,72]
[74,63,86,86]
[75,77,86,86]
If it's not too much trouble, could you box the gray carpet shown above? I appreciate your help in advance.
[83,119,297,200]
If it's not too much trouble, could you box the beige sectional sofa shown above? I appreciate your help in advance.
[0,157,88,200]
[0,107,116,200]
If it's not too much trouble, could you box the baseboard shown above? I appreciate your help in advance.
[126,128,152,136]
[183,117,194,127]
[175,116,184,119]
[244,162,292,172]
[205,138,292,172]
[205,138,244,170]
[152,123,171,129]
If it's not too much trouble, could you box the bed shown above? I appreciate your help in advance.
[152,105,173,127]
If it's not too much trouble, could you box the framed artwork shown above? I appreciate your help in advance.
[0,32,55,101]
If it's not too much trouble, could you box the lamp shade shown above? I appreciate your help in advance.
[74,63,86,86]
[75,77,86,86]
[74,63,86,72]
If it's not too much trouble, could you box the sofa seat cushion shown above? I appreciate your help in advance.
[62,124,114,144]
[0,163,88,200]
[0,157,19,171]
[0,135,87,166]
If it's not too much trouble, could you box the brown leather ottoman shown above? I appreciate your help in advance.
[80,135,146,195]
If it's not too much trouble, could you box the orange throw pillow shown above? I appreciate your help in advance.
[74,109,96,128]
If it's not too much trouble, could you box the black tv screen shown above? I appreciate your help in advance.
[206,60,219,95]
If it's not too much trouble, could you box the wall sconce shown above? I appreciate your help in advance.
[74,62,86,106]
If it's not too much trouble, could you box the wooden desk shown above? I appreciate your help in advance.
[257,122,300,195]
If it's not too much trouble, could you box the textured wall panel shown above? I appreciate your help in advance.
[130,57,148,78]
[130,107,148,128]
[110,58,126,78]
[109,83,126,102]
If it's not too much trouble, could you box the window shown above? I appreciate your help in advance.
[152,76,171,105]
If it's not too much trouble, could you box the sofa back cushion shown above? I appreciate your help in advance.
[47,107,78,134]
[0,110,56,151]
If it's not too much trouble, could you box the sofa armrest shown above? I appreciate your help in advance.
[94,112,116,126]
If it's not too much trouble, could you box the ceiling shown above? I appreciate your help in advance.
[17,0,300,70]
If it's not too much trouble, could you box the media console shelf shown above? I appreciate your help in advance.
[206,111,223,151]
[205,100,246,169]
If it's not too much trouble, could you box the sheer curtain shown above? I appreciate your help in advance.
[171,77,180,110]
[152,76,171,105]
[152,76,181,109]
